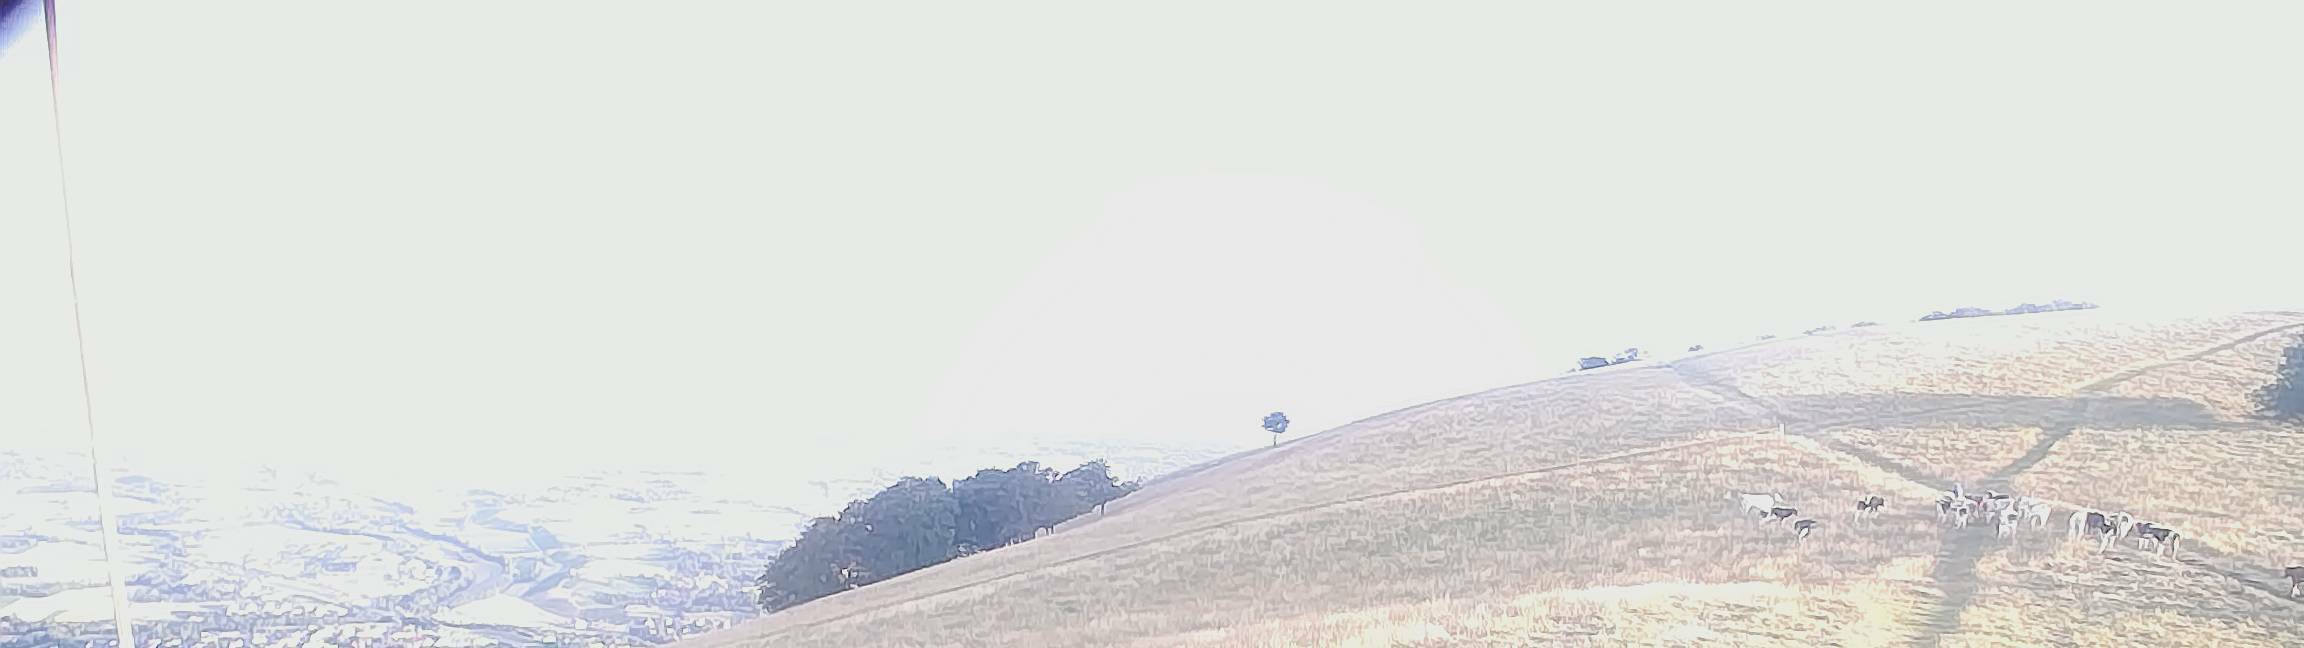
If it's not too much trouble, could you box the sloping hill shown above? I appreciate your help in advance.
[684,310,2304,647]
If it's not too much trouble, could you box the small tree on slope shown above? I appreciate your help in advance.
[2259,335,2304,420]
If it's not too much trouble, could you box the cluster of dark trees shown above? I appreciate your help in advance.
[1919,300,2098,322]
[1575,348,1643,371]
[755,460,1138,613]
[2259,335,2304,420]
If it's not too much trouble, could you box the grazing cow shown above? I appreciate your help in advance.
[2102,512,2135,551]
[2076,511,2120,551]
[2066,509,2095,539]
[1732,492,1779,516]
[1996,509,2021,539]
[2131,522,2180,555]
[1982,495,2015,517]
[2128,521,2165,553]
[1760,507,1799,524]
[2126,520,2161,550]
[1855,496,1885,520]
[2019,501,2052,528]
[1935,494,1957,521]
[2286,565,2302,597]
[1948,500,1975,528]
[1792,519,1819,542]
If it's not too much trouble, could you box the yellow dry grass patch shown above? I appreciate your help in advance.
[685,311,2304,648]
[694,436,1949,647]
[2095,328,2302,420]
[1707,311,2304,399]
[1817,425,2045,484]
[1134,580,1917,648]
[726,372,1783,637]
[1926,539,2304,647]
[2014,428,2304,572]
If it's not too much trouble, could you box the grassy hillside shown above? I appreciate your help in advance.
[684,310,2304,647]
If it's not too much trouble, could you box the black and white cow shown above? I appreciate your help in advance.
[2124,519,2161,551]
[1965,495,1991,523]
[1948,500,1975,528]
[1855,496,1885,520]
[1995,509,2021,539]
[1760,506,1799,524]
[1792,519,1819,542]
[2066,509,2095,539]
[2130,522,2180,556]
[2286,565,2302,598]
[1982,494,2015,518]
[2075,511,2120,551]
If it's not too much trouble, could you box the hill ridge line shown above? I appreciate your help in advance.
[1664,320,2304,645]
[724,314,2304,645]
[1768,429,2304,647]
[732,429,1782,643]
[2069,321,2304,393]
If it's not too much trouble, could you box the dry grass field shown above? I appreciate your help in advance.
[682,310,2304,647]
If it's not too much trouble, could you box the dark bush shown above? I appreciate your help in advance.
[758,460,1137,612]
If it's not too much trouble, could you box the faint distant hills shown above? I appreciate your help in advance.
[1920,299,2098,321]
[0,435,1237,646]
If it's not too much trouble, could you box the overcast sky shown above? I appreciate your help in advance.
[6,2,2301,481]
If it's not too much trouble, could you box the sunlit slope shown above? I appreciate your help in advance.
[686,310,2304,647]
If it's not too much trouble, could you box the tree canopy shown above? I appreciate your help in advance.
[757,460,1139,612]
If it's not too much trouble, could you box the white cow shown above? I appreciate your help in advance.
[2019,500,2052,528]
[1731,492,1779,516]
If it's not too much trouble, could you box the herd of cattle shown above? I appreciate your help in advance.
[1731,487,2304,598]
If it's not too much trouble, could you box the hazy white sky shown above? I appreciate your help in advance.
[6,2,2301,479]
